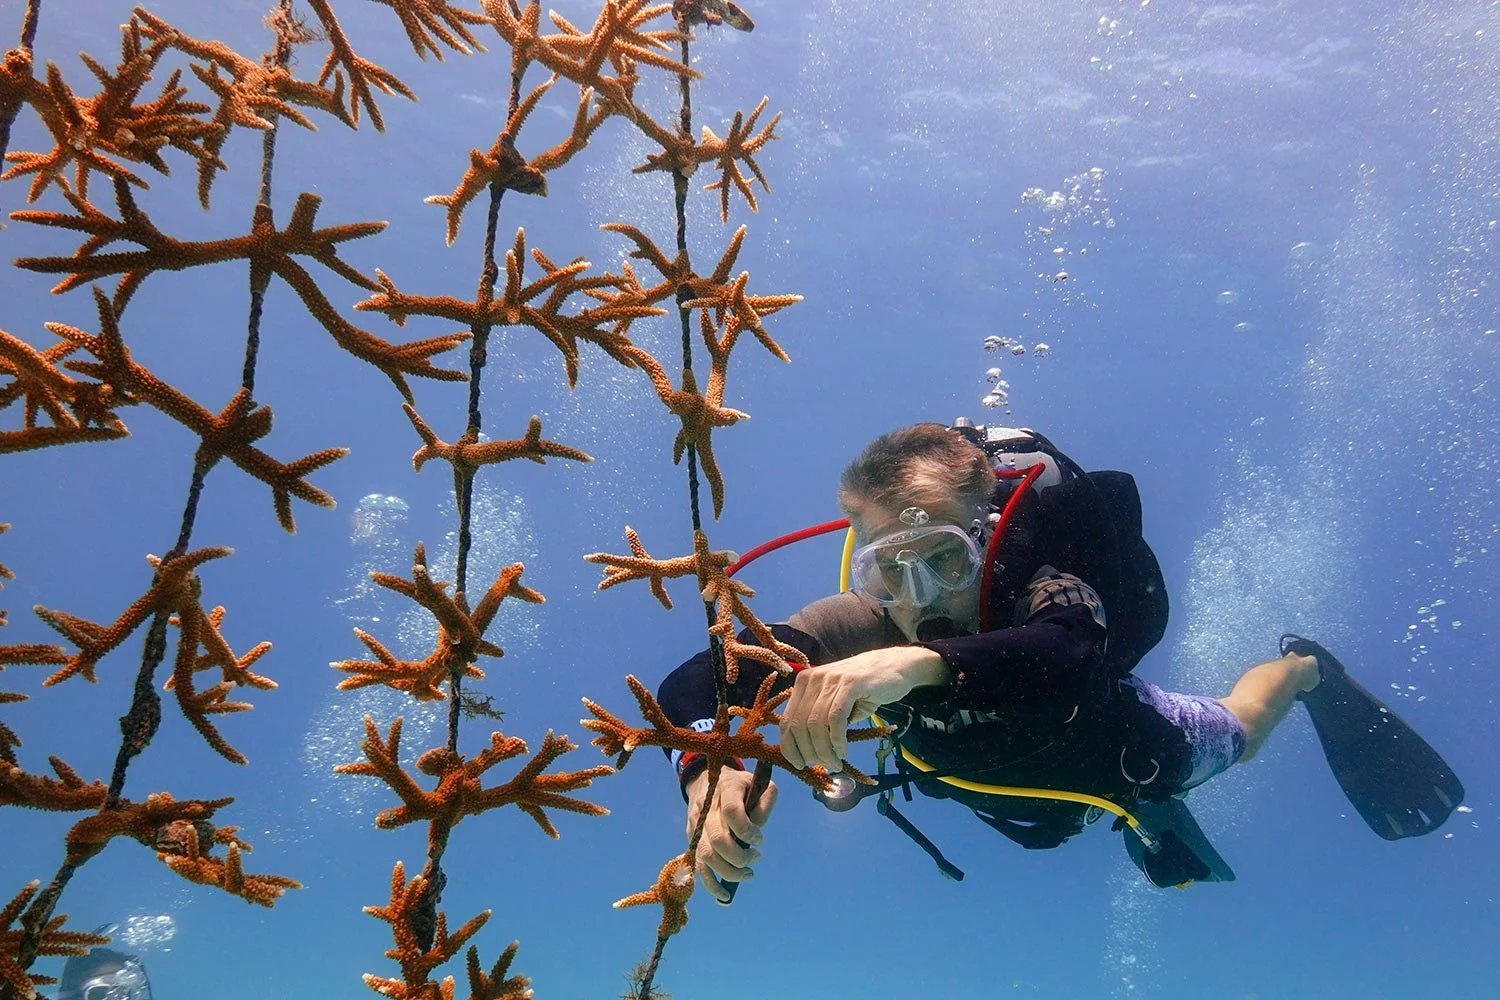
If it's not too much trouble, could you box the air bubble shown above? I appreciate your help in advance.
[1216,290,1239,306]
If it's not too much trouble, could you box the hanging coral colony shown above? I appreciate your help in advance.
[0,2,868,998]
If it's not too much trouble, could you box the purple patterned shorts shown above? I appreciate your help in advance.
[1122,676,1247,792]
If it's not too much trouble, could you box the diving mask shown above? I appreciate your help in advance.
[849,509,985,609]
[79,957,152,1000]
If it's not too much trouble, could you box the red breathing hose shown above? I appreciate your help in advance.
[725,517,850,578]
[979,464,1045,632]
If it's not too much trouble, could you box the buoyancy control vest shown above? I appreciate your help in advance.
[877,422,1190,850]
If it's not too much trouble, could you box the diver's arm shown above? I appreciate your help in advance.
[656,592,897,796]
[656,622,820,797]
[917,570,1108,709]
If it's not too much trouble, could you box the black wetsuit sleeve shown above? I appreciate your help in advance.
[918,569,1109,710]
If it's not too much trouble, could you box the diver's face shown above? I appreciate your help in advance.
[851,499,983,641]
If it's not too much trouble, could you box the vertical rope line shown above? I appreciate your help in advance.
[630,24,731,1000]
[241,0,294,395]
[4,10,290,993]
[410,40,529,957]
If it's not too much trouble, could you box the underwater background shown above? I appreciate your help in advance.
[2,0,1496,997]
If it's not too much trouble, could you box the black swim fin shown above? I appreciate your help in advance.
[1282,634,1465,839]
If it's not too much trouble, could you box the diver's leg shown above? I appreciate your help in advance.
[1217,652,1320,761]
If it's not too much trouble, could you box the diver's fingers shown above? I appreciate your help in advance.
[780,671,816,770]
[818,680,859,767]
[745,776,778,826]
[721,777,775,844]
[700,835,755,888]
[805,686,840,773]
[714,779,762,845]
[695,845,736,903]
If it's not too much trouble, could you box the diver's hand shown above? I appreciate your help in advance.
[780,646,948,773]
[686,766,778,903]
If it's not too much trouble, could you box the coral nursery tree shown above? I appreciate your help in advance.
[0,1,866,997]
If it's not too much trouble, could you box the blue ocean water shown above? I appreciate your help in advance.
[1,1,1495,997]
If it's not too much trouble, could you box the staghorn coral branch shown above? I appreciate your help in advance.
[425,76,552,245]
[464,941,532,1000]
[372,0,492,61]
[129,6,349,206]
[333,544,542,701]
[0,21,222,204]
[0,327,132,455]
[583,527,734,611]
[0,881,110,999]
[305,0,417,131]
[150,811,301,907]
[600,223,801,366]
[12,177,382,313]
[484,0,697,95]
[163,603,274,765]
[62,790,232,865]
[355,229,664,388]
[12,179,467,399]
[613,852,693,940]
[0,756,107,812]
[404,407,591,473]
[34,546,232,686]
[45,290,347,532]
[633,97,781,222]
[582,673,882,781]
[362,861,495,999]
[336,717,612,856]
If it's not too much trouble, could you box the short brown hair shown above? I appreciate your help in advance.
[838,423,993,525]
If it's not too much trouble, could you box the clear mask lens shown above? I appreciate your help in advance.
[850,524,983,608]
[80,959,150,1000]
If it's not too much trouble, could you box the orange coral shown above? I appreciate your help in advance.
[47,291,345,532]
[355,228,664,387]
[332,542,542,701]
[633,97,780,222]
[0,755,106,812]
[0,881,110,998]
[463,940,532,1000]
[0,326,131,455]
[35,545,232,686]
[164,603,275,765]
[404,408,592,473]
[150,806,301,907]
[372,0,492,62]
[129,6,350,205]
[613,852,694,939]
[581,671,880,785]
[13,180,467,400]
[584,525,735,611]
[336,716,613,856]
[584,528,806,680]
[306,0,416,131]
[0,20,220,203]
[362,861,493,1000]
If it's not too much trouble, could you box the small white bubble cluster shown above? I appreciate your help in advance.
[120,913,177,950]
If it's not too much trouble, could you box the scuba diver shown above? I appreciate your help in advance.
[657,421,1466,898]
[54,934,153,1000]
